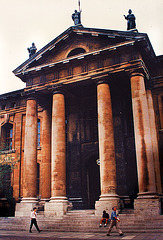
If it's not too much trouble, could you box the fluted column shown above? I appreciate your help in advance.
[130,72,156,196]
[45,89,68,216]
[40,106,51,201]
[95,79,119,215]
[146,89,162,194]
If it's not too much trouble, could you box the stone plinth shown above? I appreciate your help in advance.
[95,194,119,216]
[44,197,69,217]
[134,194,161,216]
[15,198,38,217]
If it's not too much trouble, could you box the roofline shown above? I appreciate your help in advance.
[13,26,156,76]
[0,88,24,100]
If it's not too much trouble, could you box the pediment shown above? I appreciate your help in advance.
[13,26,155,81]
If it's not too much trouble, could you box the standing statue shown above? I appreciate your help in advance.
[27,43,37,58]
[72,9,81,25]
[124,9,136,30]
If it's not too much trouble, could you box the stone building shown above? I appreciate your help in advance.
[0,25,163,217]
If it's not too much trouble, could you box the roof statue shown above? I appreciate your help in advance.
[72,0,82,26]
[72,10,81,25]
[27,43,37,58]
[124,9,136,30]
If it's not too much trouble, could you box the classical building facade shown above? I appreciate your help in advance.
[0,26,163,216]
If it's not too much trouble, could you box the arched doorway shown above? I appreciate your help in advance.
[85,157,100,209]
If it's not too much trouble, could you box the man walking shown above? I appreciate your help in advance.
[107,207,123,236]
[29,207,41,233]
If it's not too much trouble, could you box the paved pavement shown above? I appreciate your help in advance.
[0,230,163,240]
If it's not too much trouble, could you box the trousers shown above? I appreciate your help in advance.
[29,218,40,232]
[107,220,123,235]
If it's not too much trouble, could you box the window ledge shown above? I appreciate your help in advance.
[0,149,16,154]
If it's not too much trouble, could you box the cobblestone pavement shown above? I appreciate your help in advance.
[0,231,163,240]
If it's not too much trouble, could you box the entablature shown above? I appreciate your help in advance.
[23,59,150,96]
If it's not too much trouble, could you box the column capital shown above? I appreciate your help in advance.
[129,71,145,78]
[25,93,37,101]
[52,83,65,95]
[96,78,109,86]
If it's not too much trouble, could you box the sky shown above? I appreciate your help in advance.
[0,0,163,95]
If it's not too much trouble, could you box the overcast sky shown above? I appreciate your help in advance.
[0,0,163,95]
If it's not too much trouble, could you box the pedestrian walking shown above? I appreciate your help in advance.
[29,207,41,233]
[107,207,123,236]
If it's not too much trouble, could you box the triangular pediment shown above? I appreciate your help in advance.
[13,26,155,81]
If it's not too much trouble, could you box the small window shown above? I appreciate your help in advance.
[6,127,13,150]
[1,123,13,150]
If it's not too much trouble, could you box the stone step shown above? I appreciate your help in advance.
[119,208,135,214]
[66,209,95,216]
[1,211,163,233]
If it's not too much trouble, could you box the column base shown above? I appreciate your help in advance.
[40,198,50,204]
[95,194,120,216]
[15,198,38,217]
[44,197,69,217]
[134,193,161,216]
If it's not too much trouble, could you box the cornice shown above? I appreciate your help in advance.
[22,59,150,95]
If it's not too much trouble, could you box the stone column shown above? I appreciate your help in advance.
[40,106,51,202]
[130,72,160,215]
[146,89,162,194]
[95,80,119,216]
[15,97,38,216]
[45,89,68,216]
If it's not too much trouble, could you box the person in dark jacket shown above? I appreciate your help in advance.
[99,210,110,227]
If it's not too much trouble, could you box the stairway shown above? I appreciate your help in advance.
[0,209,163,233]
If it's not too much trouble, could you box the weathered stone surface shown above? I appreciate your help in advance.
[134,197,161,216]
[130,72,156,194]
[45,199,68,217]
[51,92,66,198]
[97,81,117,196]
[23,98,38,199]
[95,81,119,214]
[40,107,51,200]
[146,89,162,194]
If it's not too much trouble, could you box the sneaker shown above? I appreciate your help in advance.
[38,230,42,233]
[99,224,102,227]
[119,233,124,236]
[107,234,110,236]
[104,224,107,227]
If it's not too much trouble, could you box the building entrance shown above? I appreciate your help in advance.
[86,157,100,209]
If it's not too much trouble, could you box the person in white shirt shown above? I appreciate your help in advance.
[29,207,41,233]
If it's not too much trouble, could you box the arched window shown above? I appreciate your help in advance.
[67,48,86,58]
